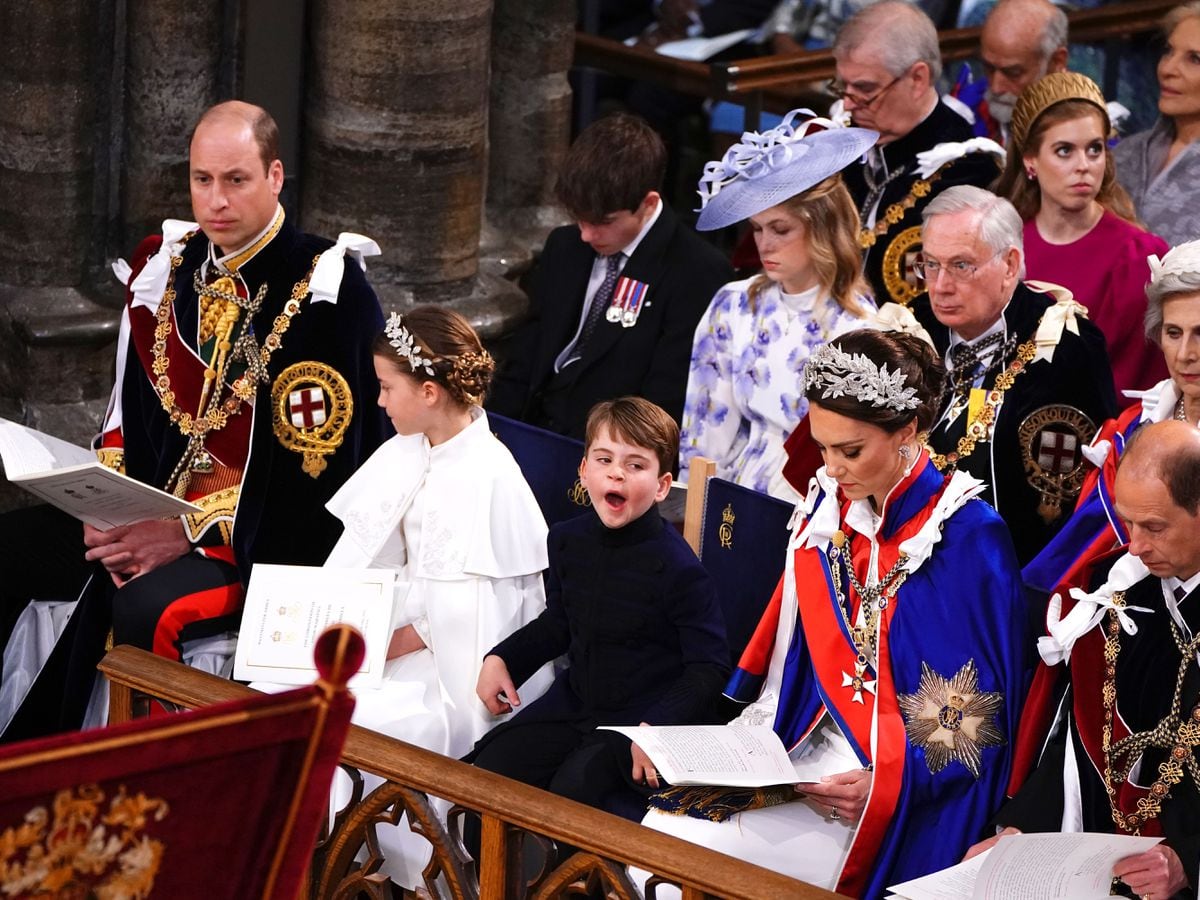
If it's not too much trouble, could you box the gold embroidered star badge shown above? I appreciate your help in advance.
[898,659,1005,778]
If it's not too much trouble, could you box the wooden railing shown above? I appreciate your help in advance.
[574,0,1176,129]
[98,645,838,900]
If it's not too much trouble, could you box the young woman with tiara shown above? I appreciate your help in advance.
[316,305,553,885]
[679,111,879,502]
[638,328,1027,898]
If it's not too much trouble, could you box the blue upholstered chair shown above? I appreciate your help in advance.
[488,413,591,528]
[695,473,795,666]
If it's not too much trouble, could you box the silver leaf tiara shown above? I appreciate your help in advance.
[803,342,920,413]
[385,312,436,377]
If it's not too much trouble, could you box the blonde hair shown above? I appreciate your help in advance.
[746,174,869,318]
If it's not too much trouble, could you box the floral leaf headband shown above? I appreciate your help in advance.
[803,342,920,412]
[385,312,436,377]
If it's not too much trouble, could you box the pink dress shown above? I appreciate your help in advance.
[1022,211,1169,405]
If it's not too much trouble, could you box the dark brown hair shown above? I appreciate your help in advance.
[555,113,667,222]
[192,101,280,175]
[804,329,946,433]
[372,306,495,407]
[584,396,679,475]
[993,100,1139,225]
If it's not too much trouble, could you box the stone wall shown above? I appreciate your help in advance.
[0,0,574,511]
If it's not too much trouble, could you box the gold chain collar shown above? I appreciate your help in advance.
[1100,591,1200,835]
[827,529,910,701]
[929,338,1038,472]
[149,235,321,494]
[858,169,943,250]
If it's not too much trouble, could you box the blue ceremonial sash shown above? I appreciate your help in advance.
[1023,407,1139,594]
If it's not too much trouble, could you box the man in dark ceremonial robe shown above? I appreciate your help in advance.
[970,421,1200,900]
[908,185,1116,565]
[832,0,1003,307]
[0,101,388,741]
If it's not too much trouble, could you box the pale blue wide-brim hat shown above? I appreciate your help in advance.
[695,109,879,232]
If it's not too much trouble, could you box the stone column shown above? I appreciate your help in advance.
[478,0,574,305]
[0,1,102,289]
[303,1,495,311]
[0,0,116,487]
[486,0,573,238]
[121,0,229,252]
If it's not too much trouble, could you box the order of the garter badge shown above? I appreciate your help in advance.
[272,361,353,478]
[880,225,924,306]
[1018,404,1094,524]
[898,659,1004,778]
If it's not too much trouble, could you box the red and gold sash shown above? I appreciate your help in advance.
[794,463,950,895]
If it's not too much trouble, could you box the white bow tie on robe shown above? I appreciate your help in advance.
[1038,552,1154,666]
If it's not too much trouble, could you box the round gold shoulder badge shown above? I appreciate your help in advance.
[1019,404,1095,524]
[881,225,923,306]
[272,361,353,477]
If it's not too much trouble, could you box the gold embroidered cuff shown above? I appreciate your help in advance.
[95,447,125,473]
[182,486,239,544]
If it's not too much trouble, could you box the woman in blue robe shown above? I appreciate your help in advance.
[641,328,1028,899]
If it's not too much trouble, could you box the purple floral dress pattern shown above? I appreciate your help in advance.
[680,278,874,501]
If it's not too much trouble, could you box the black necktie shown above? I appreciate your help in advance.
[565,252,622,367]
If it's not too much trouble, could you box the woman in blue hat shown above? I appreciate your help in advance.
[678,111,880,502]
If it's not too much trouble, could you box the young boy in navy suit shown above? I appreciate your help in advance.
[471,397,728,819]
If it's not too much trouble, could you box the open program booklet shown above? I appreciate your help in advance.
[601,724,842,787]
[233,563,395,689]
[886,832,1161,900]
[0,418,200,528]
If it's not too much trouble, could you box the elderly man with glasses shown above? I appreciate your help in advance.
[906,185,1116,565]
[832,0,1004,307]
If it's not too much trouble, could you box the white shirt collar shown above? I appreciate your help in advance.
[1164,569,1200,641]
[617,196,663,260]
[946,300,1011,366]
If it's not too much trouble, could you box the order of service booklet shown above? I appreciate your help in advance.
[0,417,201,528]
[232,563,396,689]
[600,724,839,787]
[885,832,1162,900]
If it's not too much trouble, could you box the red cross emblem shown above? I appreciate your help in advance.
[1036,429,1078,474]
[288,387,327,429]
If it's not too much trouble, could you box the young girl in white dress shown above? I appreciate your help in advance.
[318,305,553,885]
[680,111,879,502]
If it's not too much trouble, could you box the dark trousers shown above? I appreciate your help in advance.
[0,505,241,743]
[0,505,91,647]
[465,723,654,859]
[0,504,100,743]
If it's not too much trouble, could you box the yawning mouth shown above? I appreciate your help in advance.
[604,491,626,508]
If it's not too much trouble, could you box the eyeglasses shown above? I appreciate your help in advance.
[913,251,1003,282]
[824,72,903,108]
